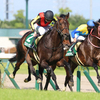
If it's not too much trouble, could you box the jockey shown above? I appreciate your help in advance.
[68,20,95,56]
[29,10,57,51]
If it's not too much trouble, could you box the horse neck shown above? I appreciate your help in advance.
[50,27,63,46]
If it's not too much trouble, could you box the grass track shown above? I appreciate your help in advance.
[0,88,100,100]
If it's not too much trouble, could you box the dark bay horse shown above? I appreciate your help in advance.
[9,13,73,90]
[62,21,100,91]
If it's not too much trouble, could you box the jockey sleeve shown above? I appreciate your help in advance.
[53,16,57,21]
[29,15,40,31]
[50,16,57,27]
[71,24,88,38]
[29,14,57,31]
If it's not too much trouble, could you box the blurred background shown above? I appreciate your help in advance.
[0,0,99,53]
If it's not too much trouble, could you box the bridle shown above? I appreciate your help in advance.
[55,19,69,37]
[44,18,69,50]
[88,28,100,48]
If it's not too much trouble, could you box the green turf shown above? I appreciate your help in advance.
[0,88,100,100]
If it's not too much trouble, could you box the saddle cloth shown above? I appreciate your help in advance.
[24,32,43,63]
[65,42,82,56]
[24,32,42,48]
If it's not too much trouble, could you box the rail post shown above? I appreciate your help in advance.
[76,66,100,93]
[77,70,81,92]
[1,61,20,89]
[4,68,20,89]
[35,69,39,90]
[0,69,1,87]
[83,70,100,93]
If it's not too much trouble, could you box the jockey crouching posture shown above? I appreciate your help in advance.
[29,10,57,52]
[66,20,95,56]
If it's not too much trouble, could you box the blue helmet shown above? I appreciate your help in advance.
[87,20,95,27]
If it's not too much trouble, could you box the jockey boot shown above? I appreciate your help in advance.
[30,33,40,52]
[70,41,79,55]
[70,44,76,55]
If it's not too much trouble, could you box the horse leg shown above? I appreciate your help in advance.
[40,60,52,90]
[62,66,73,91]
[38,64,44,90]
[57,58,74,91]
[9,57,25,78]
[63,61,77,91]
[44,66,60,90]
[24,65,31,82]
[25,55,41,83]
[50,65,60,90]
[44,67,51,90]
[92,63,100,86]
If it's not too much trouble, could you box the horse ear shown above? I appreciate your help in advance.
[93,21,99,28]
[66,13,69,19]
[57,16,61,20]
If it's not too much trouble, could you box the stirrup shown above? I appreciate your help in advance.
[32,46,36,52]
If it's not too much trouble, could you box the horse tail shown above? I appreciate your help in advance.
[9,55,17,62]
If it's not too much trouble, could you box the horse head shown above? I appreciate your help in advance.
[93,21,100,38]
[55,13,70,41]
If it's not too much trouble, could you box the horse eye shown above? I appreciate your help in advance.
[60,23,62,25]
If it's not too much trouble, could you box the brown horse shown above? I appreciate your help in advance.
[62,21,100,91]
[9,13,73,90]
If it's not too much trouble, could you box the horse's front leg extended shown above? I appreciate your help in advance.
[62,67,70,91]
[44,67,51,90]
[66,62,74,87]
[50,66,60,90]
[92,63,100,86]
[51,72,60,90]
[40,61,52,90]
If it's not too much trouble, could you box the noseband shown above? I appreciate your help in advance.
[55,19,69,37]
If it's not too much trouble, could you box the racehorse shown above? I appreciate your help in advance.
[62,21,100,91]
[9,13,73,90]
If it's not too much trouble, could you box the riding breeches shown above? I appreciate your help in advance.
[33,23,50,35]
[71,34,86,42]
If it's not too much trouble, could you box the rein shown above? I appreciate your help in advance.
[55,19,69,37]
[88,28,100,48]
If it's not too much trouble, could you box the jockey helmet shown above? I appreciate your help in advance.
[87,20,95,27]
[44,10,54,21]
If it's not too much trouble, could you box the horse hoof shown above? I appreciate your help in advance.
[37,78,42,83]
[98,83,100,86]
[24,78,31,83]
[61,86,66,91]
[57,89,61,91]
[69,81,74,87]
[9,74,15,79]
